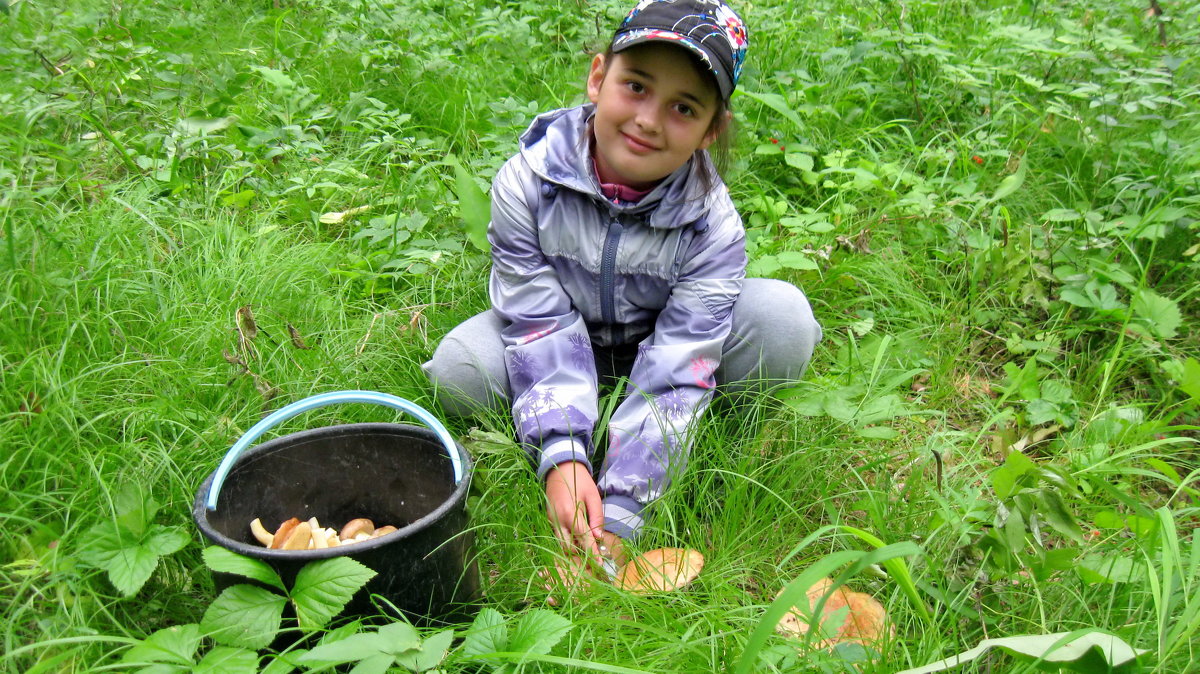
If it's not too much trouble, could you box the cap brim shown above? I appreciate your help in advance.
[611,28,733,101]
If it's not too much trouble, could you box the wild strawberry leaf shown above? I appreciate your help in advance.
[462,607,509,657]
[193,646,259,673]
[202,546,284,591]
[290,557,377,631]
[200,584,287,650]
[121,624,202,666]
[79,522,187,596]
[507,609,573,656]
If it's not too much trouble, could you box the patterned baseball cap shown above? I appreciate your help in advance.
[610,0,749,101]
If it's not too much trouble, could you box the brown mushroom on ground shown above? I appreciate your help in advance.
[339,518,375,541]
[616,548,704,593]
[270,518,302,549]
[774,577,893,649]
[250,518,274,546]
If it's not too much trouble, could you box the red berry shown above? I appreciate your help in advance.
[972,155,983,164]
[770,138,779,144]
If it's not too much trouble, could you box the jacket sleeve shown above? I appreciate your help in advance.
[488,157,599,478]
[597,191,746,538]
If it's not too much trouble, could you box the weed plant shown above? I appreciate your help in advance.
[1,0,1198,672]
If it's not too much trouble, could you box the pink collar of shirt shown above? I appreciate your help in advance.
[591,156,656,204]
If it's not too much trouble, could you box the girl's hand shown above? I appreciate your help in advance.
[544,460,603,560]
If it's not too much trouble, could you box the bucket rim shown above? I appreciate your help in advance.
[204,391,463,511]
[191,422,473,560]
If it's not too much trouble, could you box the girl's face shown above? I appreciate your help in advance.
[586,42,722,190]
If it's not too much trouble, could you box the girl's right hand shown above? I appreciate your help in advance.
[544,460,604,561]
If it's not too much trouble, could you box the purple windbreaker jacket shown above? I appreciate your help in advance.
[488,104,747,537]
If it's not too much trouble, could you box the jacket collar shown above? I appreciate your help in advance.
[518,104,714,229]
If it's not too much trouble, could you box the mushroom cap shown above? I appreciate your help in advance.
[279,521,313,550]
[270,517,302,549]
[339,518,375,541]
[372,525,398,538]
[774,577,892,647]
[616,548,704,593]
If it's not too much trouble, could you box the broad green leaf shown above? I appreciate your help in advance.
[746,254,782,277]
[1037,489,1085,544]
[144,526,189,557]
[463,607,509,657]
[1178,358,1200,401]
[819,389,858,421]
[106,546,162,596]
[996,446,1038,494]
[378,621,423,656]
[122,624,202,666]
[508,609,574,656]
[990,156,1027,202]
[193,646,258,673]
[249,65,296,91]
[448,156,491,253]
[201,584,287,650]
[857,393,914,424]
[892,630,1147,674]
[299,631,390,664]
[114,484,155,538]
[1026,398,1065,427]
[776,250,817,270]
[736,90,803,128]
[1078,554,1142,584]
[1131,289,1182,340]
[1043,208,1082,222]
[261,648,309,674]
[393,629,454,672]
[348,653,393,674]
[856,426,898,440]
[784,152,815,172]
[202,546,284,591]
[290,557,377,631]
[1003,508,1026,558]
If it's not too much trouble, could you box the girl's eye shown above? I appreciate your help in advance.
[625,81,645,94]
[674,103,695,117]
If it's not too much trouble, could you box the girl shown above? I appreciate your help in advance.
[425,0,821,572]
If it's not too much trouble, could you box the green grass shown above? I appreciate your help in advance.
[2,0,1199,671]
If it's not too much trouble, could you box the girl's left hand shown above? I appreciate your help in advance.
[544,460,604,560]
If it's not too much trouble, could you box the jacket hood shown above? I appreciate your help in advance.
[517,104,715,229]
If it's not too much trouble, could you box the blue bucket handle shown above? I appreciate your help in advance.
[205,390,463,511]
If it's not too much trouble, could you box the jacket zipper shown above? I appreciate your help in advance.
[600,218,623,325]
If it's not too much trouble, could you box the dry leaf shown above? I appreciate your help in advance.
[616,548,704,593]
[287,323,311,349]
[236,305,258,340]
[222,349,247,367]
[775,577,893,648]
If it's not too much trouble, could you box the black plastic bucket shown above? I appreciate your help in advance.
[193,391,478,622]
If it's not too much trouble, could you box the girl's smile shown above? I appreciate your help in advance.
[586,42,721,190]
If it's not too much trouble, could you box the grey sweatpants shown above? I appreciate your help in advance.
[424,277,822,420]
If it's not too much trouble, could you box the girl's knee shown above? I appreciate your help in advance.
[728,278,822,381]
[423,314,510,416]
